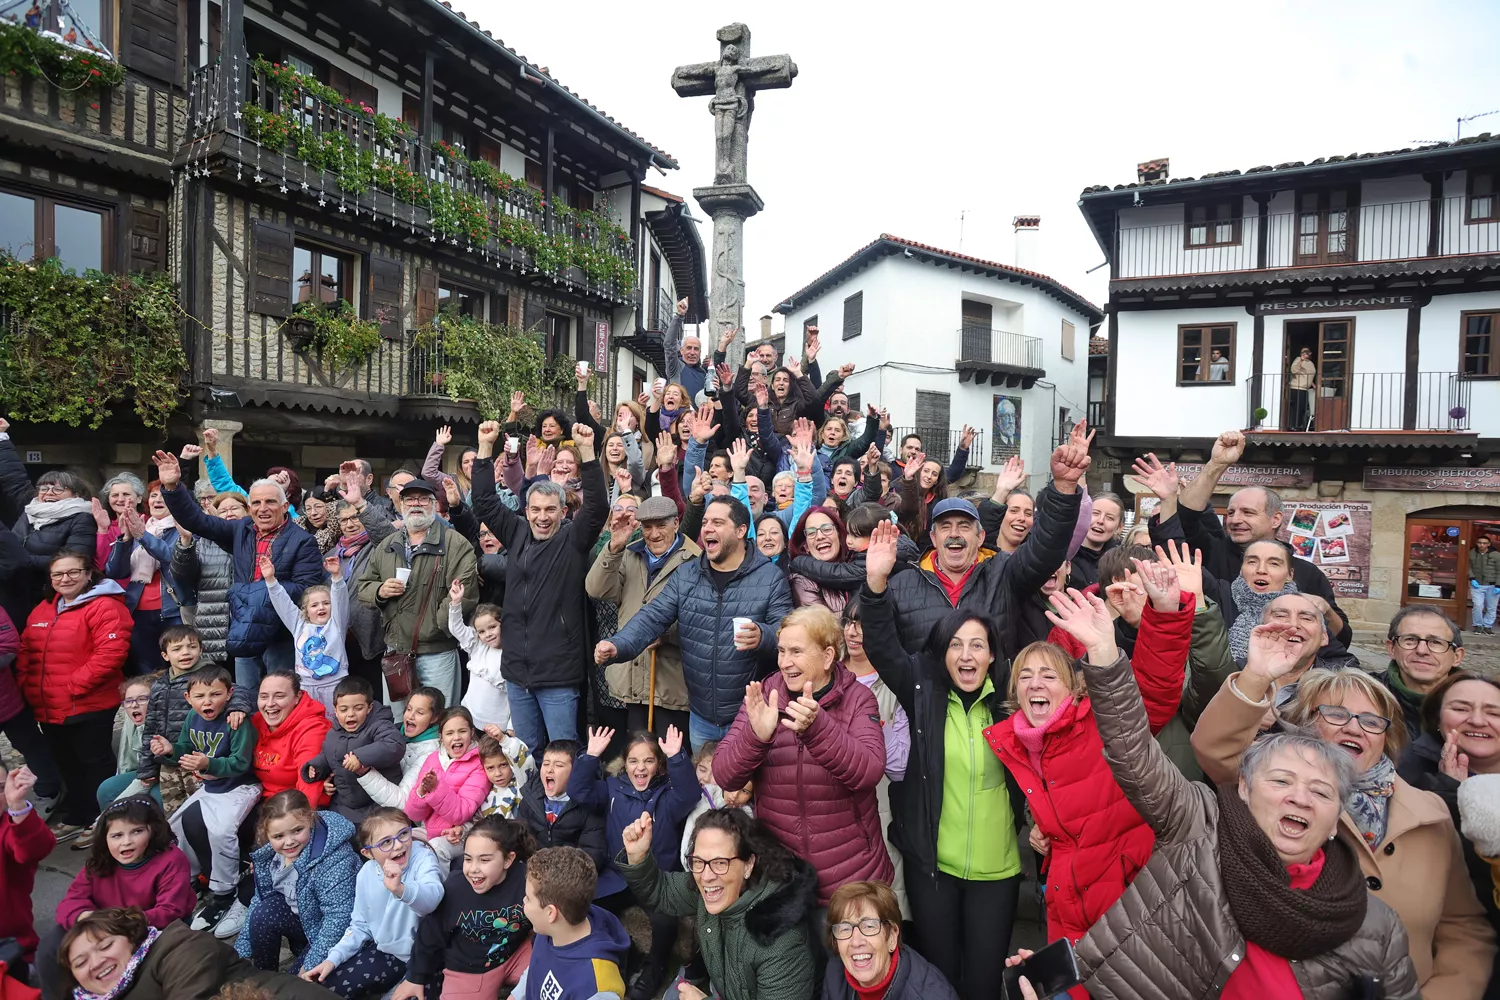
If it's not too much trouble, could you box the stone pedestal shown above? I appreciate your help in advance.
[694,183,765,368]
[200,419,243,480]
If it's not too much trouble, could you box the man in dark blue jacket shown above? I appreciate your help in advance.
[152,449,325,693]
[595,495,794,750]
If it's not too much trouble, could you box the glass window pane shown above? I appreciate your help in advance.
[1300,234,1317,255]
[1181,328,1202,346]
[0,191,36,259]
[318,253,340,303]
[437,283,455,311]
[1473,195,1493,219]
[1214,222,1234,243]
[294,246,315,303]
[1187,225,1206,246]
[1477,174,1494,197]
[1211,328,1233,347]
[53,204,102,272]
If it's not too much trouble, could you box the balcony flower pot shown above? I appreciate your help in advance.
[565,264,586,286]
[285,316,317,352]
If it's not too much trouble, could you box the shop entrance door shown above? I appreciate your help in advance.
[1403,518,1469,622]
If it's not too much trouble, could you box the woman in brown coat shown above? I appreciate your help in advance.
[1194,664,1496,1000]
[1008,590,1418,1000]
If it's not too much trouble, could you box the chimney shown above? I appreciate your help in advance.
[760,315,772,341]
[1012,215,1040,272]
[1137,158,1170,184]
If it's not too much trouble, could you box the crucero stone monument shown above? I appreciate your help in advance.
[672,23,796,362]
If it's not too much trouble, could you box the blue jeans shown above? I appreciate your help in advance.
[234,636,294,694]
[1471,582,1499,628]
[96,772,162,810]
[508,684,579,753]
[689,713,730,751]
[417,648,461,713]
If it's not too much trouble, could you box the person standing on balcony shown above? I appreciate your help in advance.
[1289,345,1317,431]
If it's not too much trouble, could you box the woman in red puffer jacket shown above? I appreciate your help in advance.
[713,604,892,906]
[984,559,1191,997]
[16,550,132,835]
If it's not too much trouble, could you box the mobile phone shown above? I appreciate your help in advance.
[1003,939,1082,1000]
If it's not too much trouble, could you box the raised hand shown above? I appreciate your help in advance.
[1441,730,1472,782]
[576,364,591,390]
[448,578,465,605]
[659,724,683,758]
[959,424,977,450]
[791,439,814,477]
[201,427,220,456]
[476,420,501,457]
[90,497,111,532]
[804,335,821,361]
[838,362,855,379]
[1159,541,1204,608]
[729,438,752,476]
[1047,588,1118,664]
[689,467,711,503]
[257,554,277,585]
[536,446,557,477]
[586,726,614,758]
[1104,578,1147,626]
[608,505,637,549]
[507,391,526,422]
[786,356,802,376]
[879,407,892,432]
[1049,433,1093,491]
[717,327,736,352]
[622,812,654,865]
[676,297,689,317]
[1131,556,1181,612]
[790,417,816,449]
[715,361,733,389]
[752,380,769,408]
[179,443,203,462]
[594,640,618,665]
[691,404,719,444]
[339,473,365,506]
[638,391,654,410]
[151,450,182,489]
[782,682,820,735]
[572,422,596,461]
[1210,430,1246,467]
[322,552,341,577]
[1130,453,1180,500]
[434,425,453,446]
[524,435,542,474]
[862,443,881,471]
[904,451,926,481]
[744,681,781,743]
[865,519,900,590]
[1245,622,1309,682]
[993,455,1026,496]
[3,766,35,811]
[1068,417,1091,450]
[443,477,461,508]
[655,431,678,469]
[612,466,633,495]
[121,509,147,540]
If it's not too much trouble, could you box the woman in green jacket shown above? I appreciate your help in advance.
[618,808,817,1000]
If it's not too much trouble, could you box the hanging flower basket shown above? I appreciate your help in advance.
[285,315,316,352]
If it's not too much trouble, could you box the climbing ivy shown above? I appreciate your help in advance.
[412,310,576,420]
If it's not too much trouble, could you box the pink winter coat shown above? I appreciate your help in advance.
[713,663,892,905]
[405,744,489,837]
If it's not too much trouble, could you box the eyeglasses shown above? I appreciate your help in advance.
[611,503,639,513]
[1392,634,1458,653]
[48,568,86,580]
[686,855,740,875]
[123,696,151,708]
[804,524,838,538]
[842,618,862,631]
[1314,705,1393,735]
[363,826,413,853]
[830,918,887,940]
[401,495,434,507]
[35,484,70,497]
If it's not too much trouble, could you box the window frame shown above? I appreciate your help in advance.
[0,183,114,273]
[842,291,863,341]
[1467,172,1498,225]
[545,311,573,361]
[1061,319,1076,362]
[1183,199,1243,249]
[1461,309,1500,378]
[293,240,354,307]
[436,280,485,320]
[1176,322,1237,386]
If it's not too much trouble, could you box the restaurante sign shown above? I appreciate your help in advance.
[1255,294,1417,315]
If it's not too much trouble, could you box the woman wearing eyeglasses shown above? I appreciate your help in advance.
[1195,665,1496,999]
[0,419,97,624]
[15,550,133,839]
[619,807,817,1000]
[788,506,850,613]
[822,881,958,1000]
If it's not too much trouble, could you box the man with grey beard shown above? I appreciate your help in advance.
[357,478,478,709]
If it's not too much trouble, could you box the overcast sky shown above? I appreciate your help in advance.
[465,0,1500,331]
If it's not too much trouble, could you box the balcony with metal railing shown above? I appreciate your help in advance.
[888,426,986,470]
[1115,196,1500,281]
[1247,371,1473,434]
[955,325,1044,387]
[183,54,638,304]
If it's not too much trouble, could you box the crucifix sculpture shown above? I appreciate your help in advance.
[672,24,796,362]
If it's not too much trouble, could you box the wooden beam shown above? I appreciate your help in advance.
[1404,303,1422,430]
[224,0,246,63]
[1105,307,1118,434]
[1251,311,1264,416]
[1254,193,1270,270]
[421,50,435,143]
[1425,172,1443,258]
[544,124,555,230]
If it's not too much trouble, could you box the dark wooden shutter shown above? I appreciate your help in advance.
[914,390,952,462]
[328,67,378,113]
[367,255,404,340]
[250,220,293,317]
[413,267,438,327]
[524,158,544,191]
[842,291,863,340]
[120,0,183,87]
[522,296,546,333]
[127,207,166,273]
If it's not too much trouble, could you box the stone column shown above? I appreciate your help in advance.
[200,419,244,481]
[694,183,764,369]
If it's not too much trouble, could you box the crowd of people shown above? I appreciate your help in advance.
[0,304,1498,1000]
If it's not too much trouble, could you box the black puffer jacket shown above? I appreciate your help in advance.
[470,455,607,690]
[172,537,233,666]
[137,663,255,780]
[822,944,960,1000]
[607,548,795,727]
[0,437,95,626]
[516,769,609,873]
[304,702,405,822]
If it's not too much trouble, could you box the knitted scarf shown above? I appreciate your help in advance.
[71,925,161,1000]
[1229,576,1299,662]
[24,495,92,528]
[1009,696,1074,775]
[1347,754,1397,848]
[338,529,370,561]
[1215,784,1367,959]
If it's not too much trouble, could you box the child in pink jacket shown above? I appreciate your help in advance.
[405,708,489,864]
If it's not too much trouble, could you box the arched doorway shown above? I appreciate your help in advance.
[1402,505,1500,624]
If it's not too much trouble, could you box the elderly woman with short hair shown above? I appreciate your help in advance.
[822,881,958,1000]
[0,422,97,623]
[1007,590,1420,1000]
[1195,664,1496,1000]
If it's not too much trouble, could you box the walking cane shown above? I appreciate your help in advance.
[648,648,657,733]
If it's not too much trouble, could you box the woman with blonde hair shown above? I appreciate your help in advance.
[1195,662,1496,998]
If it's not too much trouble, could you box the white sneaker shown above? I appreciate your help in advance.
[213,899,249,940]
[32,794,58,822]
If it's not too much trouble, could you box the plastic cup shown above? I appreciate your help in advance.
[577,360,590,379]
[394,567,411,584]
[732,616,752,636]
[505,436,519,454]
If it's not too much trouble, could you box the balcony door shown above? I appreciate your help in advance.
[1295,188,1358,265]
[1284,318,1354,431]
[961,300,991,362]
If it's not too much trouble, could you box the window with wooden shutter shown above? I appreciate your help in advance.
[522,296,547,334]
[402,94,422,133]
[413,268,438,328]
[250,220,294,317]
[1467,173,1498,225]
[127,207,166,273]
[842,291,863,340]
[328,67,379,114]
[914,390,951,460]
[120,0,182,87]
[1061,319,1076,362]
[1184,200,1242,248]
[525,158,545,191]
[367,255,404,340]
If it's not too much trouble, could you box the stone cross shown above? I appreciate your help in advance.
[672,24,796,361]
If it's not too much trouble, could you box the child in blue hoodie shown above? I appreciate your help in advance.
[299,807,445,998]
[515,846,631,1000]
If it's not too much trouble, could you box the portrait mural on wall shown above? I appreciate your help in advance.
[992,395,1021,463]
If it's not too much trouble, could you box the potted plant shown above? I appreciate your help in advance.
[285,310,317,352]
[290,299,381,370]
[1253,406,1269,429]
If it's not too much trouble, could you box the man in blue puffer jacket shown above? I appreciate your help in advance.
[596,494,794,750]
[152,449,325,693]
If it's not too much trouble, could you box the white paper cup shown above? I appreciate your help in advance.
[654,377,666,394]
[576,360,590,378]
[505,436,519,454]
[394,567,411,584]
[732,616,752,635]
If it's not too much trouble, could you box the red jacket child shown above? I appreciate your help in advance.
[0,784,58,961]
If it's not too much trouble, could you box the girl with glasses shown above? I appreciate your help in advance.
[299,806,445,998]
[1196,664,1496,997]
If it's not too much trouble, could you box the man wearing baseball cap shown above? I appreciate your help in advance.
[585,494,699,738]
[356,477,478,709]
